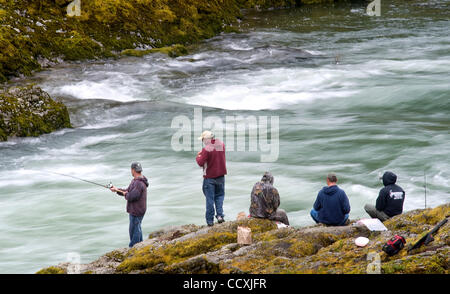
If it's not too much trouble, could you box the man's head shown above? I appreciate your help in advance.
[198,130,214,143]
[131,162,143,177]
[381,171,397,186]
[261,171,274,185]
[326,173,338,186]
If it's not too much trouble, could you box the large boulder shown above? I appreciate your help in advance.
[0,85,71,141]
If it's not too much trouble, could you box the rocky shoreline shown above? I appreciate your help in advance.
[37,203,449,274]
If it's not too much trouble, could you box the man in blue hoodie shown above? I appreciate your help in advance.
[310,173,350,226]
[110,162,149,247]
[364,171,405,222]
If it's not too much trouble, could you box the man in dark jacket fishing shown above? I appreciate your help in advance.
[364,171,405,222]
[196,130,227,226]
[110,162,149,247]
[250,172,289,225]
[310,173,350,226]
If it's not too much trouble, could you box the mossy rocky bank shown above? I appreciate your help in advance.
[0,0,352,82]
[38,203,449,274]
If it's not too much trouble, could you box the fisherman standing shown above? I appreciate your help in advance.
[196,131,227,226]
[250,172,290,225]
[364,171,405,222]
[310,173,351,226]
[110,162,149,247]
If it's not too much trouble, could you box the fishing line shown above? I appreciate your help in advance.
[424,171,427,209]
[36,170,113,189]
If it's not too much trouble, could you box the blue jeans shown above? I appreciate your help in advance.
[310,209,349,226]
[202,176,225,225]
[129,214,144,247]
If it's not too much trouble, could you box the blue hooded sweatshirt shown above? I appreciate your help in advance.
[313,185,351,225]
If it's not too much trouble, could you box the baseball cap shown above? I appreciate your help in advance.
[198,130,214,141]
[131,162,143,172]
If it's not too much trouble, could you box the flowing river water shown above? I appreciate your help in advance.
[1,1,449,273]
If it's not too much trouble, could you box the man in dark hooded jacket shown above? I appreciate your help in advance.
[250,172,289,225]
[364,171,405,222]
[110,162,149,247]
[310,173,350,226]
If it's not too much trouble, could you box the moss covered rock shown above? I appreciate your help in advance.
[0,85,71,141]
[36,266,66,274]
[38,203,449,274]
[121,44,188,58]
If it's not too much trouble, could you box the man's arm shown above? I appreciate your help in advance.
[249,184,259,216]
[110,186,128,196]
[313,192,322,211]
[196,148,208,167]
[272,187,280,210]
[376,188,387,211]
[125,182,144,202]
[341,192,351,214]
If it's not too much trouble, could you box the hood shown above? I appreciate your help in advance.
[135,176,149,187]
[261,172,274,185]
[323,185,339,195]
[204,138,224,152]
[382,171,397,186]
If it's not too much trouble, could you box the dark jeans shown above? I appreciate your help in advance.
[310,209,349,226]
[202,176,225,225]
[129,214,144,248]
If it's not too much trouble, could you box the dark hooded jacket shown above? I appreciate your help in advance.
[313,185,350,226]
[376,171,405,217]
[117,176,149,217]
[250,172,280,219]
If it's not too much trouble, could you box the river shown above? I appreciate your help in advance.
[0,0,449,273]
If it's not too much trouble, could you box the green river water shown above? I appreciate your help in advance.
[0,0,449,273]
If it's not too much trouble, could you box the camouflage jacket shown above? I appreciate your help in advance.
[249,181,280,219]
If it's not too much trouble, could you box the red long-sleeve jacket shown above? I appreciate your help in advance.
[196,139,227,179]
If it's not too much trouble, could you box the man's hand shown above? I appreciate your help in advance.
[110,186,128,196]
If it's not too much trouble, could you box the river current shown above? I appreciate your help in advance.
[0,1,449,273]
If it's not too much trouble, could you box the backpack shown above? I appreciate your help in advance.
[382,235,406,256]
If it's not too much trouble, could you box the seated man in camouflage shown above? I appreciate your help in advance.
[249,172,290,225]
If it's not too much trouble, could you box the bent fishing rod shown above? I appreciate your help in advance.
[39,170,113,189]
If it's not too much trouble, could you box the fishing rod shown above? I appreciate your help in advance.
[40,170,113,189]
[424,171,427,209]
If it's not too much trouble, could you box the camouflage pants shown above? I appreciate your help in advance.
[269,209,290,226]
[364,204,390,222]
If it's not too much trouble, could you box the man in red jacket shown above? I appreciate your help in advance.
[196,130,227,226]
